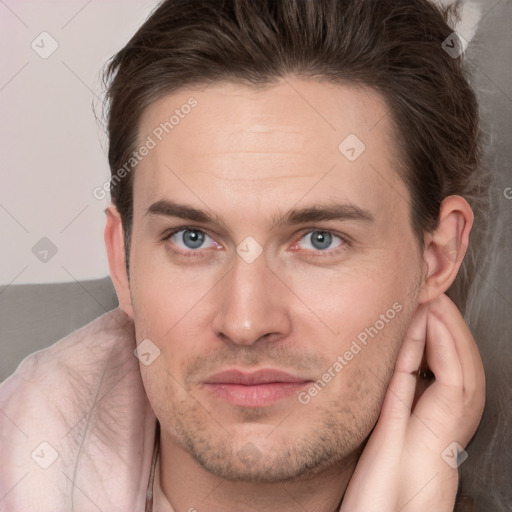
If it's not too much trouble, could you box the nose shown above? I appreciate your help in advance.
[210,249,292,347]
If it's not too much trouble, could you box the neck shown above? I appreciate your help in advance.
[158,431,359,512]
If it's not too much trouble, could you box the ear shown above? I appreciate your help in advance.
[104,204,134,318]
[418,195,474,304]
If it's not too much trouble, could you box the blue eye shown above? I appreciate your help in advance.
[297,231,346,253]
[167,228,216,253]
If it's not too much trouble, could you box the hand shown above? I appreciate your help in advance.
[340,293,486,512]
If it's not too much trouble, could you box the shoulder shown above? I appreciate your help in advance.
[0,307,134,408]
[0,307,156,511]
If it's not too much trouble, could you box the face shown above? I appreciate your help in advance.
[127,77,424,482]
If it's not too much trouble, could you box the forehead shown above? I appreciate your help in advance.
[133,77,409,226]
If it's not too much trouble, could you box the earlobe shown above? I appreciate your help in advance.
[104,204,134,318]
[418,195,474,304]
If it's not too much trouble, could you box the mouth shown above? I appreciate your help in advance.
[203,369,313,407]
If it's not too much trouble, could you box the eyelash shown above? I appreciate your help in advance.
[162,226,350,259]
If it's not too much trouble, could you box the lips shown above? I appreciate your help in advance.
[204,369,310,385]
[203,369,313,407]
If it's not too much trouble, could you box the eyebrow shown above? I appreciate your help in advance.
[146,199,374,228]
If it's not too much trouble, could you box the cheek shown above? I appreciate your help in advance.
[271,249,416,343]
[288,253,416,408]
[129,242,218,341]
[303,301,411,443]
[128,254,213,405]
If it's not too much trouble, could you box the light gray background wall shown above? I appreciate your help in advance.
[0,0,160,285]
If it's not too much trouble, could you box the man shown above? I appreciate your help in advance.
[0,0,488,510]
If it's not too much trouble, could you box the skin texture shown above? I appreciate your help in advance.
[104,77,483,511]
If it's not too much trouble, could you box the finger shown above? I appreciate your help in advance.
[425,305,463,389]
[342,304,430,512]
[429,294,485,399]
[393,302,428,374]
[378,302,429,431]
